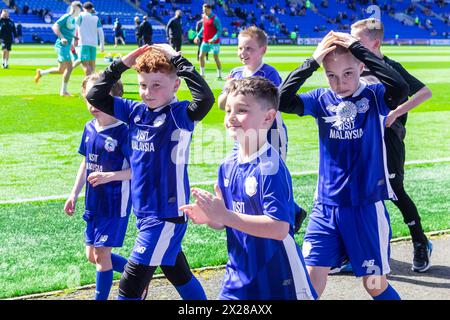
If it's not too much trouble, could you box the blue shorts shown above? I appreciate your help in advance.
[302,201,392,277]
[84,213,130,248]
[129,217,187,266]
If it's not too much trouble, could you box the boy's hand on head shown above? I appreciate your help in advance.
[152,43,181,59]
[332,31,358,48]
[312,31,337,65]
[122,44,152,68]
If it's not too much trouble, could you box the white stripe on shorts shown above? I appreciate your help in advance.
[149,222,176,266]
[375,201,391,274]
[283,235,315,300]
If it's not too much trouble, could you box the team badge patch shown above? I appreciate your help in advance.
[244,176,257,197]
[134,115,141,124]
[104,137,118,152]
[153,114,166,127]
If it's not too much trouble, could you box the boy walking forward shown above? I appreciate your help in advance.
[278,31,409,299]
[87,44,214,300]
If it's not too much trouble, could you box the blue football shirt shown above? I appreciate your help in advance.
[78,119,131,218]
[217,143,316,300]
[298,81,394,206]
[113,97,194,219]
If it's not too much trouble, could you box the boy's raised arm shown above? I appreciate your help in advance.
[86,59,128,116]
[279,32,336,115]
[171,55,215,121]
[87,45,152,116]
[348,41,409,108]
[152,43,215,121]
[279,58,320,115]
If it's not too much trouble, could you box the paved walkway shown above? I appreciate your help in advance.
[17,234,450,300]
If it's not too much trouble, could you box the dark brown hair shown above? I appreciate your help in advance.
[225,76,279,110]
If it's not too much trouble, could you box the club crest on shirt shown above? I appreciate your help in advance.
[322,98,370,140]
[153,114,166,127]
[134,115,141,124]
[85,136,89,143]
[244,176,258,197]
[323,98,370,129]
[104,137,118,152]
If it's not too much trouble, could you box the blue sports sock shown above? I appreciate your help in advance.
[373,284,401,300]
[111,253,128,273]
[175,275,207,300]
[117,295,142,300]
[94,269,114,300]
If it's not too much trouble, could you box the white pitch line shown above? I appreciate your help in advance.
[1,158,450,205]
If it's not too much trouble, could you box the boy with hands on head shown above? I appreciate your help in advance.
[278,31,409,300]
[86,43,214,300]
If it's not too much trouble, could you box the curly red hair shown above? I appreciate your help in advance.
[134,49,176,75]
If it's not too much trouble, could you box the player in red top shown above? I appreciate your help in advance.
[194,4,223,80]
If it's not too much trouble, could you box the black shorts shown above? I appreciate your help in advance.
[1,40,12,51]
[384,119,406,181]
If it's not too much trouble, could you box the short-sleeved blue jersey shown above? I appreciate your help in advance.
[227,64,288,159]
[217,143,316,300]
[299,81,394,206]
[78,119,131,218]
[228,64,282,86]
[113,97,194,219]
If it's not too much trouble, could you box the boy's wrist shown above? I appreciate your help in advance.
[170,54,185,67]
[306,57,321,70]
[111,58,130,74]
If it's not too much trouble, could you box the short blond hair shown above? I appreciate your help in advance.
[239,26,268,47]
[351,18,384,41]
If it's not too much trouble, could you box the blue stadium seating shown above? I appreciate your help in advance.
[2,0,449,43]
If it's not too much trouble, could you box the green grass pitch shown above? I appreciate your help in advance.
[0,44,449,298]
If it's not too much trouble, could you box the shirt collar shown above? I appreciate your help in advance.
[152,97,178,112]
[243,62,264,78]
[238,142,271,164]
[94,119,123,132]
[335,80,366,99]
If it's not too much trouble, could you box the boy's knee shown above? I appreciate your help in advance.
[118,261,156,299]
[86,251,96,264]
[93,247,112,264]
[160,252,193,286]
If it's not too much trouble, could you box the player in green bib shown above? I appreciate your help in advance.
[34,1,82,96]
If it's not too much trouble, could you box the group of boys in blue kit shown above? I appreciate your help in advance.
[65,17,432,300]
